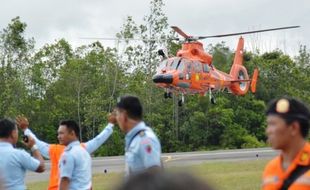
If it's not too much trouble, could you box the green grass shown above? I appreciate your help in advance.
[27,159,269,190]
[185,159,269,190]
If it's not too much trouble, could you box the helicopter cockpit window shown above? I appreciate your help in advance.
[203,64,210,73]
[170,58,180,69]
[158,60,168,71]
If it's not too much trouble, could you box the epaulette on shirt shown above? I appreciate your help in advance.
[139,130,146,137]
[65,146,73,152]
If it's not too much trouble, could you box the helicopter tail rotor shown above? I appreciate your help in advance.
[251,68,259,93]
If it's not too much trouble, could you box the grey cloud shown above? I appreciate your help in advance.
[0,0,308,55]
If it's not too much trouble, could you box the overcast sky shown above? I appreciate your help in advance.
[1,0,309,56]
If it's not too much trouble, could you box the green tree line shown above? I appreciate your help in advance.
[0,0,309,156]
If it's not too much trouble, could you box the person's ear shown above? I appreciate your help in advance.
[68,129,75,137]
[290,121,300,136]
[123,111,129,122]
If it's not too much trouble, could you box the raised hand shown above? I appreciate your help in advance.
[108,110,117,125]
[16,115,29,131]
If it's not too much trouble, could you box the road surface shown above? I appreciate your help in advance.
[26,147,278,183]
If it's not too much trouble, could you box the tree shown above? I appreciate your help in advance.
[0,17,34,117]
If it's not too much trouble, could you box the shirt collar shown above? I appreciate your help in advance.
[65,140,80,150]
[0,141,14,148]
[125,121,146,147]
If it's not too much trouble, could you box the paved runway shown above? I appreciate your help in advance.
[26,147,278,183]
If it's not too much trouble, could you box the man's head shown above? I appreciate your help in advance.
[115,96,143,133]
[265,97,310,150]
[0,118,19,144]
[57,120,80,146]
[116,171,215,190]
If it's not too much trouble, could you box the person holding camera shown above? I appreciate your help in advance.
[0,118,45,190]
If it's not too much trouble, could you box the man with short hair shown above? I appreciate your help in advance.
[115,95,162,176]
[16,114,115,190]
[262,97,310,190]
[0,118,45,190]
[58,120,92,190]
[116,171,216,190]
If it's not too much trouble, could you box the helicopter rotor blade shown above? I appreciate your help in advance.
[80,37,160,42]
[197,26,300,39]
[171,26,190,39]
[80,37,182,43]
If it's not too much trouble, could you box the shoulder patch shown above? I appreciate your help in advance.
[145,144,152,154]
[301,152,309,161]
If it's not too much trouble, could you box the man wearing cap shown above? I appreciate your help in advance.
[262,97,310,190]
[115,95,162,176]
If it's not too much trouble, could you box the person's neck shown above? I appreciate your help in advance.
[281,138,306,170]
[66,138,79,146]
[0,138,12,144]
[126,120,141,133]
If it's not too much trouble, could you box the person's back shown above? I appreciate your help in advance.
[0,118,45,190]
[125,124,161,174]
[0,146,35,189]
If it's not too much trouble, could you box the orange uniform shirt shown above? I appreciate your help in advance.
[47,143,86,190]
[262,143,310,190]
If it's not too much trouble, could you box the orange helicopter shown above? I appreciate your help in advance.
[153,26,300,106]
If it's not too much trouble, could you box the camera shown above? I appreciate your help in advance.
[22,135,29,143]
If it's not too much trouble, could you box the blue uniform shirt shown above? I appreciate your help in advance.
[125,122,162,176]
[59,140,92,190]
[0,142,40,190]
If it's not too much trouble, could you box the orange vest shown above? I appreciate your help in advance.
[262,143,310,190]
[47,143,86,190]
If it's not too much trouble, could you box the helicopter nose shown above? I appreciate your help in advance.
[152,74,173,84]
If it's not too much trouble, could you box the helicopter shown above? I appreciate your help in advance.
[152,26,300,106]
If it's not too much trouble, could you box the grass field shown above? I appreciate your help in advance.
[27,159,269,190]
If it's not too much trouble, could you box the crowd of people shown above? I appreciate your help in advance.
[0,95,309,190]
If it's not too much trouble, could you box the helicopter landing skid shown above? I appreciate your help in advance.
[208,88,216,104]
[178,93,185,107]
[164,89,173,99]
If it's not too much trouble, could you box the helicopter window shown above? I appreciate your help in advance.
[157,60,168,72]
[203,64,210,73]
[187,63,191,71]
[176,59,185,71]
[194,61,202,72]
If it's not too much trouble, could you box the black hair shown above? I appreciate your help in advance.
[0,118,17,138]
[266,97,310,138]
[116,95,143,120]
[116,171,215,190]
[59,120,80,139]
